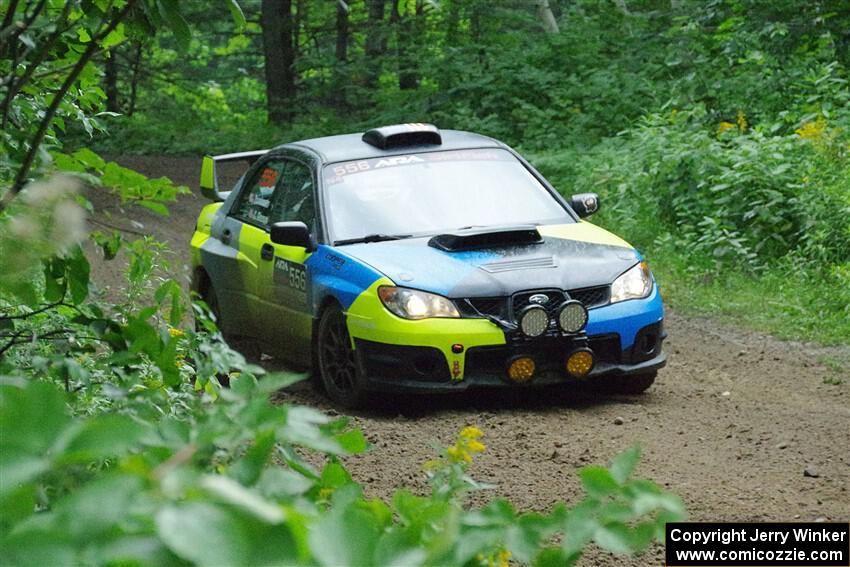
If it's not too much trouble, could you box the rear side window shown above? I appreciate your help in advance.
[232,161,286,228]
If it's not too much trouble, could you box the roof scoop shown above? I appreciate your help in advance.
[362,123,442,149]
[428,225,543,252]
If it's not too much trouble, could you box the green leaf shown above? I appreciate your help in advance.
[101,24,126,49]
[308,486,380,566]
[0,380,68,455]
[200,475,285,524]
[156,502,253,566]
[157,0,191,52]
[230,429,276,486]
[227,0,246,29]
[56,475,144,539]
[66,246,90,305]
[335,429,368,454]
[578,466,619,497]
[609,446,640,484]
[59,415,145,462]
[256,372,307,394]
[593,523,634,555]
[72,148,106,170]
[137,200,170,216]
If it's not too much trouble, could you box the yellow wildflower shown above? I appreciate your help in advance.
[460,426,483,440]
[447,445,471,464]
[736,110,747,131]
[796,116,827,141]
[168,326,184,338]
[717,121,736,136]
[497,548,512,567]
[447,426,486,464]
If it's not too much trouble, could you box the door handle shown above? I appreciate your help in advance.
[221,228,232,244]
[261,243,274,261]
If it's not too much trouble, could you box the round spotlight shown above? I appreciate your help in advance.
[519,306,549,337]
[566,349,595,377]
[558,300,588,333]
[507,356,536,382]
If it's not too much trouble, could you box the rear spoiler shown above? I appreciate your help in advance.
[199,150,268,202]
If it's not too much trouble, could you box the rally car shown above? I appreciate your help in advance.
[191,123,666,407]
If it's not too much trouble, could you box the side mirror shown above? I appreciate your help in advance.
[570,193,600,218]
[270,221,316,251]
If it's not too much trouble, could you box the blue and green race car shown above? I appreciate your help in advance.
[191,123,666,406]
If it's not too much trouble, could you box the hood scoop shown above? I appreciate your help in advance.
[428,225,543,252]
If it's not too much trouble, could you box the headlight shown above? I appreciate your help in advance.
[378,286,460,319]
[557,300,588,333]
[519,305,549,337]
[610,261,653,303]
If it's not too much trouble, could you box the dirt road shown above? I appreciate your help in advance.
[89,156,849,566]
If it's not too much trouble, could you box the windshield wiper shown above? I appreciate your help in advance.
[334,233,413,245]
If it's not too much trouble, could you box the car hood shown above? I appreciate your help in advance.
[339,223,641,297]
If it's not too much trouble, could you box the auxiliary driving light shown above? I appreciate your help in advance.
[557,300,588,333]
[519,305,549,337]
[566,349,595,377]
[507,356,536,383]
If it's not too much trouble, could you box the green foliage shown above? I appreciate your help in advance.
[1,374,683,566]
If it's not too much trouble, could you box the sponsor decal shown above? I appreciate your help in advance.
[273,257,307,305]
[325,149,515,183]
[374,155,425,168]
[325,253,346,270]
[451,360,462,380]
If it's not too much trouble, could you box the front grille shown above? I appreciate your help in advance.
[512,289,566,325]
[567,286,610,309]
[459,297,509,319]
[456,285,611,324]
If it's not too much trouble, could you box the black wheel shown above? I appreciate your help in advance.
[317,304,365,408]
[597,372,657,394]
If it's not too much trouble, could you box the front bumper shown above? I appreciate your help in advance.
[354,322,667,393]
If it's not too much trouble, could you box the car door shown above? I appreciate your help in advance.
[259,157,317,365]
[222,159,287,341]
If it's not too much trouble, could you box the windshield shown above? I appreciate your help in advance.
[322,148,571,243]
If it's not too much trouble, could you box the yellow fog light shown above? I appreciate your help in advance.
[507,356,536,383]
[566,349,594,377]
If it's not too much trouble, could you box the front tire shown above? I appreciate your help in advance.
[317,304,366,408]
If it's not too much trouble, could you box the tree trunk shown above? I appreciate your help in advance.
[262,0,297,125]
[104,49,120,112]
[536,0,559,33]
[335,0,349,62]
[127,42,143,116]
[397,0,422,90]
[364,0,386,87]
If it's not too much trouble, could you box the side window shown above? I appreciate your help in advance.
[269,160,316,231]
[231,161,286,228]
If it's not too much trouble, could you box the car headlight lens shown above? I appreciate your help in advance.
[519,306,549,337]
[557,300,588,333]
[378,286,460,319]
[610,261,653,303]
